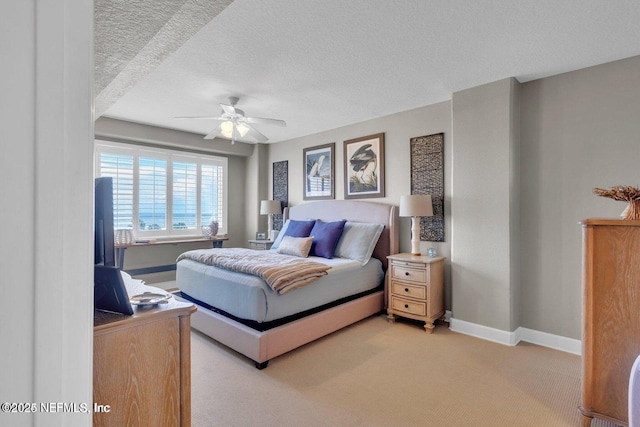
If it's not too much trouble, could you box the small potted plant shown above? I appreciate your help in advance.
[593,185,640,220]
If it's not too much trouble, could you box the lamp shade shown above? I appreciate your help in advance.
[399,195,433,217]
[260,200,282,215]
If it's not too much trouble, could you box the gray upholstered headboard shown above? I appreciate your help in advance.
[283,200,399,270]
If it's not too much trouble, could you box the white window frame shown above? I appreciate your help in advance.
[95,140,228,239]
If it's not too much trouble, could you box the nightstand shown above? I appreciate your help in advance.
[386,253,445,333]
[249,239,274,250]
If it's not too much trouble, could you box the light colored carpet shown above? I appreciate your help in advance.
[191,314,618,427]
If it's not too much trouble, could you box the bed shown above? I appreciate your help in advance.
[176,200,399,368]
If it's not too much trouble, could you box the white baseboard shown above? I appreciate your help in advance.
[448,313,581,356]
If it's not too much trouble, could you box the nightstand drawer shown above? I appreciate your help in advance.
[391,265,426,284]
[390,296,427,316]
[249,240,273,250]
[390,282,426,300]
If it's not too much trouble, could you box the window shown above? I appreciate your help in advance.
[95,141,228,238]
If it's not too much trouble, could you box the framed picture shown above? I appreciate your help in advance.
[343,133,385,199]
[255,232,267,240]
[272,160,288,231]
[410,133,445,242]
[303,143,335,200]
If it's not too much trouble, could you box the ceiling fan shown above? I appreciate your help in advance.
[175,96,286,144]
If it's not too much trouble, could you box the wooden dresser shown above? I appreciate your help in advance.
[386,253,445,333]
[94,298,196,427]
[579,219,640,426]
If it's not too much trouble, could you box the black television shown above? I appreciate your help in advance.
[94,177,116,267]
[94,265,133,315]
[94,177,133,315]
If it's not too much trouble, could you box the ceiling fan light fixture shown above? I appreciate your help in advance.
[220,120,234,138]
[237,123,250,137]
[175,96,284,143]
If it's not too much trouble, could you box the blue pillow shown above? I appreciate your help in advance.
[284,219,316,238]
[309,220,346,259]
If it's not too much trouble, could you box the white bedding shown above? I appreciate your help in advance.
[176,255,384,324]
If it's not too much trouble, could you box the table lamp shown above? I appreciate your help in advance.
[399,195,433,255]
[260,200,282,240]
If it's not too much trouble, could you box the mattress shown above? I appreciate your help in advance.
[176,255,384,324]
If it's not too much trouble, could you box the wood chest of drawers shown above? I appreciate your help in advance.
[94,298,196,427]
[579,219,640,426]
[386,253,445,333]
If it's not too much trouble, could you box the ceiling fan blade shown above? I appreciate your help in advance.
[245,124,268,142]
[220,103,236,116]
[245,117,287,127]
[174,116,220,120]
[204,123,222,140]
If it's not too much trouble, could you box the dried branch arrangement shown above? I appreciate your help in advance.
[593,185,640,220]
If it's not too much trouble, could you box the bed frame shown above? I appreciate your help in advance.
[183,200,399,368]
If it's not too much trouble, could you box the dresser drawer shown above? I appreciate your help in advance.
[390,296,427,316]
[390,282,426,300]
[391,264,426,284]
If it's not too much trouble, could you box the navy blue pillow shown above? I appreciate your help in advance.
[284,219,316,237]
[309,220,347,259]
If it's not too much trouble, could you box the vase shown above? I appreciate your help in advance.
[208,218,219,236]
[622,200,640,220]
[115,229,133,245]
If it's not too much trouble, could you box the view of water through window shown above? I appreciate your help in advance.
[96,141,227,236]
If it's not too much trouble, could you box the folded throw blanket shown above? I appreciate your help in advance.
[177,248,331,295]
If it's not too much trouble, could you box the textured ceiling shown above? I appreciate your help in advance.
[96,0,640,144]
[94,0,233,117]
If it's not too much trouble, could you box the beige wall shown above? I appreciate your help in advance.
[268,102,454,307]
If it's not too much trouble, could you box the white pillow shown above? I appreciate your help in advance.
[334,222,384,265]
[276,235,314,258]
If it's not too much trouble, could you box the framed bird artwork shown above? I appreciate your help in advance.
[303,143,335,200]
[343,133,385,199]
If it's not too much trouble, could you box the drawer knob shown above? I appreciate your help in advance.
[404,304,409,309]
[405,272,410,276]
[404,288,409,293]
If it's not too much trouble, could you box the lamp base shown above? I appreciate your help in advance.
[410,216,421,256]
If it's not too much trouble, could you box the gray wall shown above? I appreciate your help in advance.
[245,143,271,242]
[520,55,640,339]
[451,78,521,332]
